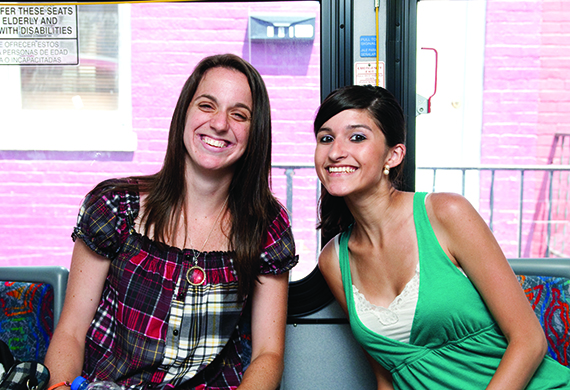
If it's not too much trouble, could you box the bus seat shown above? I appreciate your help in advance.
[282,300,376,389]
[509,258,570,367]
[282,258,570,389]
[0,266,68,363]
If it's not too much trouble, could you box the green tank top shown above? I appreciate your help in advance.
[338,192,570,389]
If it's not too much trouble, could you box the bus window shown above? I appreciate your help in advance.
[0,1,321,281]
[416,0,569,259]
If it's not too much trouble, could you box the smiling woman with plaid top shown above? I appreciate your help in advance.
[44,54,298,390]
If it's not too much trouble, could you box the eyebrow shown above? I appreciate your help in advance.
[196,93,252,114]
[348,124,373,131]
[316,123,373,134]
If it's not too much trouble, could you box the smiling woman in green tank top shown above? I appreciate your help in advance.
[314,85,570,390]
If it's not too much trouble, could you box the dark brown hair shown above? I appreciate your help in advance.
[314,84,406,242]
[89,54,279,298]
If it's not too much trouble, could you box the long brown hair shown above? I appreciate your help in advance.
[89,54,280,298]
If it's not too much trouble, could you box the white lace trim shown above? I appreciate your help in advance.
[333,233,419,343]
[353,264,419,326]
[352,265,419,343]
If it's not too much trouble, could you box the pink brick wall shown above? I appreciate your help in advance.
[3,0,568,276]
[536,1,570,257]
[0,2,321,280]
[482,0,570,258]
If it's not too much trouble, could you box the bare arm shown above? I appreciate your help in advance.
[318,240,394,389]
[318,239,347,313]
[44,240,111,387]
[428,193,546,390]
[363,351,394,390]
[238,272,289,390]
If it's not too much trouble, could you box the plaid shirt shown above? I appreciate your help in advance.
[72,182,297,389]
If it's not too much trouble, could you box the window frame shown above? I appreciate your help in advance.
[287,0,418,318]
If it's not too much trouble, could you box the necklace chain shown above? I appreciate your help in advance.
[185,196,229,287]
[188,195,229,265]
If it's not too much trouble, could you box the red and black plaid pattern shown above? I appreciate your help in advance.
[72,182,297,389]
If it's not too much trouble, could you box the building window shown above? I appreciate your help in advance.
[0,4,135,152]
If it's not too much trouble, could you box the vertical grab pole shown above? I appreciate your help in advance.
[375,0,380,86]
[489,170,495,232]
[286,168,294,225]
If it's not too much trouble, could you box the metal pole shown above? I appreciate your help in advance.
[518,170,524,258]
[489,170,495,232]
[461,168,466,196]
[546,170,554,257]
[285,168,294,224]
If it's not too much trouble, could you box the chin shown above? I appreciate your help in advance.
[323,186,352,198]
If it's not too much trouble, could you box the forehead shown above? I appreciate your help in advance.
[194,67,252,106]
[324,108,378,130]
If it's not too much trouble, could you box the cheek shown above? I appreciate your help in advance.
[233,126,251,159]
[183,116,198,140]
[314,167,325,184]
[183,125,197,153]
[314,145,326,162]
[314,150,328,180]
[237,124,250,145]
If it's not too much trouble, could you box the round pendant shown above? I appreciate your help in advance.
[186,265,206,286]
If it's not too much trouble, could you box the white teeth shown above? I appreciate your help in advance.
[203,137,226,148]
[328,166,356,173]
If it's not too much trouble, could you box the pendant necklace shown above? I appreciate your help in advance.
[186,196,229,286]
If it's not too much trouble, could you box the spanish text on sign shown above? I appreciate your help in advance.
[0,5,78,65]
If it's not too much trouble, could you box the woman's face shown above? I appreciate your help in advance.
[314,108,390,198]
[184,67,252,176]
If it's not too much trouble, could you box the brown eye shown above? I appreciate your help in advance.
[350,133,366,142]
[319,134,333,143]
[198,102,214,111]
[232,111,250,121]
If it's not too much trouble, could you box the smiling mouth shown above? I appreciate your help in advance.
[202,136,228,148]
[327,166,356,173]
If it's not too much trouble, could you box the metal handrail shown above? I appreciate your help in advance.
[270,163,570,260]
[272,163,321,260]
[417,164,570,258]
[272,163,316,216]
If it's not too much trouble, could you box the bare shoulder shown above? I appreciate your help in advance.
[425,192,490,262]
[318,237,339,277]
[426,192,478,226]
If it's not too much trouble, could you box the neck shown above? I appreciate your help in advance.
[171,163,234,250]
[184,163,234,212]
[344,186,403,245]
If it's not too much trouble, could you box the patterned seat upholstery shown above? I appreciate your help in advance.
[0,266,68,364]
[0,281,54,363]
[517,275,570,367]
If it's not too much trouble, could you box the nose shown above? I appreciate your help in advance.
[328,139,347,161]
[210,110,229,132]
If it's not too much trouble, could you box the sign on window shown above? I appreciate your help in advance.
[0,5,78,65]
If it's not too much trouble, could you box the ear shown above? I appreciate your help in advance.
[385,143,406,168]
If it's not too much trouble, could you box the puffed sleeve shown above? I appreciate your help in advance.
[71,185,138,260]
[259,206,299,275]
